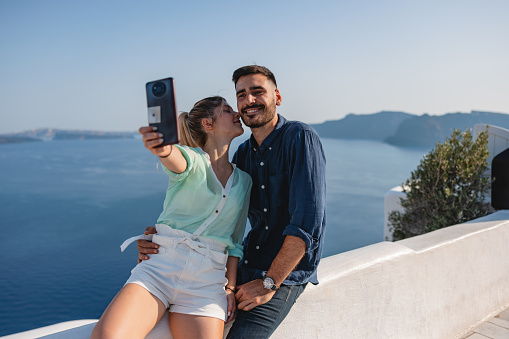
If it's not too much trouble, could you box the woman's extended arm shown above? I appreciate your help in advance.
[138,126,187,173]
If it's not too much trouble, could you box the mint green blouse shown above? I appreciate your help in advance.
[157,145,252,258]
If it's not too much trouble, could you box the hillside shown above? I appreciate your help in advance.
[310,111,413,141]
[385,111,509,148]
[311,110,509,148]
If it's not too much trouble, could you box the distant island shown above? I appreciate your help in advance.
[0,128,138,144]
[310,110,509,148]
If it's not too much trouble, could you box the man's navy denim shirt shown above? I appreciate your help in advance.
[232,114,327,286]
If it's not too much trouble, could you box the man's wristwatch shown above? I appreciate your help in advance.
[262,274,279,291]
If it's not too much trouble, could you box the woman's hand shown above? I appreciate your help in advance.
[225,256,239,322]
[138,126,186,173]
[225,287,237,323]
[138,126,173,157]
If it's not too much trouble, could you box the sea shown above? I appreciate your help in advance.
[0,135,427,336]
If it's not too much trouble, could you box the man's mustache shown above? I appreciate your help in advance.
[241,104,265,114]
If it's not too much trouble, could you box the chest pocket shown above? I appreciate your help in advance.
[268,171,289,209]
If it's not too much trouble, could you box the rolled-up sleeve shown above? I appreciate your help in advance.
[161,145,194,182]
[228,173,252,258]
[282,129,326,254]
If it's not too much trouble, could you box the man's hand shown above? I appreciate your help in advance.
[137,226,158,263]
[235,279,276,311]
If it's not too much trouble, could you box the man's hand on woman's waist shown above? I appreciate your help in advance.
[136,226,159,263]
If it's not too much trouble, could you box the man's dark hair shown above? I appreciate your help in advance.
[232,65,277,87]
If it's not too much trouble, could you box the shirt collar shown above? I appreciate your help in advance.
[248,114,287,151]
[197,147,236,169]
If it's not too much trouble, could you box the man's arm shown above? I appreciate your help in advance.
[266,236,306,286]
[236,235,305,311]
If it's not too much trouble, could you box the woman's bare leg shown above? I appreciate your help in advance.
[169,313,224,339]
[91,283,166,339]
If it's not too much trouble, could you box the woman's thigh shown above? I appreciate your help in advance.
[169,312,224,339]
[91,283,166,339]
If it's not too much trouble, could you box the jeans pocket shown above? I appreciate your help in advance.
[285,286,293,302]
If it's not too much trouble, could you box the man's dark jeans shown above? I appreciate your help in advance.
[226,284,307,339]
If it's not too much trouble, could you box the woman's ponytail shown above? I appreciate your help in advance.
[178,112,199,148]
[177,96,225,148]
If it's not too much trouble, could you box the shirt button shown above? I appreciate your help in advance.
[269,147,272,150]
[215,210,219,213]
[256,246,260,250]
[260,162,264,166]
[244,260,248,264]
[265,226,269,230]
[261,185,265,189]
[223,195,226,198]
[263,208,267,212]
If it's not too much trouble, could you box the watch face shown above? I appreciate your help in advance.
[263,277,275,290]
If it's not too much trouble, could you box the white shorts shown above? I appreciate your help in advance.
[124,225,229,321]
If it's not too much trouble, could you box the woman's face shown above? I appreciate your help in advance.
[212,102,243,138]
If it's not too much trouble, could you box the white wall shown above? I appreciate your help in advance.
[273,210,509,339]
[5,211,509,339]
[474,124,509,169]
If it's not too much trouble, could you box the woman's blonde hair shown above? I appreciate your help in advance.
[178,96,225,148]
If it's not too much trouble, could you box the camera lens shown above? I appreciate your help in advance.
[152,82,166,97]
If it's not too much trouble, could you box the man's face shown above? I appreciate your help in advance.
[235,73,281,129]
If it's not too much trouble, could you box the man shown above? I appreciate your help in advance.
[138,65,326,338]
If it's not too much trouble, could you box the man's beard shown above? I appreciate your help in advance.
[240,103,277,129]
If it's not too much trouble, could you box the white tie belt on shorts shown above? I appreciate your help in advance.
[120,224,227,263]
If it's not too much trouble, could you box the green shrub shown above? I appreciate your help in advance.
[389,128,492,241]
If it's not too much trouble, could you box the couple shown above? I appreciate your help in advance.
[92,65,327,339]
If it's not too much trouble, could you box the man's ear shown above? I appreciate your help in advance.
[275,89,282,106]
[202,118,214,130]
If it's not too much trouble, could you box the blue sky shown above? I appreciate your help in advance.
[1,0,508,134]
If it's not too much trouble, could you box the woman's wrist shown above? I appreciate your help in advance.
[225,286,236,293]
[158,145,173,158]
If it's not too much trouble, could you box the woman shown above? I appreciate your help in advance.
[92,96,252,339]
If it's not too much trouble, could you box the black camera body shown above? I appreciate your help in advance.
[492,147,509,210]
[146,77,179,146]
